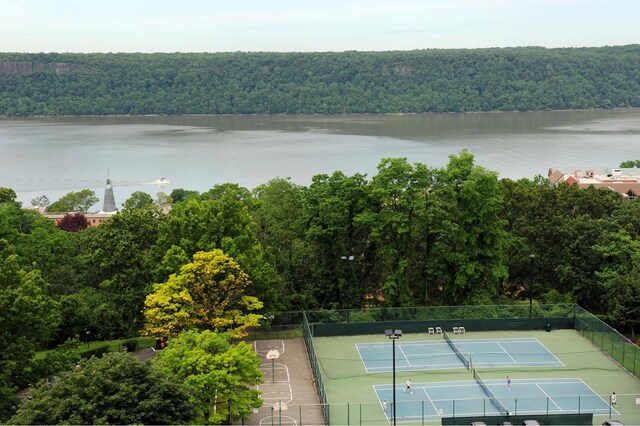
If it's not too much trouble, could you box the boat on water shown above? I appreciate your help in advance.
[155,177,170,186]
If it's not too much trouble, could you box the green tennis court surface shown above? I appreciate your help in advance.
[357,337,563,372]
[374,377,617,423]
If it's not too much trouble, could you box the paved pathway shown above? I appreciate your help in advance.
[247,338,325,426]
[133,338,324,425]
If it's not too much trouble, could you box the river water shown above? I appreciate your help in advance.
[1,109,639,209]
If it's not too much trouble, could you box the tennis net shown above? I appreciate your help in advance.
[472,368,509,416]
[443,330,470,370]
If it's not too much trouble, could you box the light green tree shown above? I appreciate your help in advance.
[143,249,263,339]
[153,329,263,424]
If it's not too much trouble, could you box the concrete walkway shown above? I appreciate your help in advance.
[247,338,325,426]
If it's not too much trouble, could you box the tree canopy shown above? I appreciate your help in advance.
[153,330,263,424]
[0,239,59,420]
[1,46,639,116]
[143,250,263,339]
[1,151,640,420]
[47,189,99,213]
[8,352,194,425]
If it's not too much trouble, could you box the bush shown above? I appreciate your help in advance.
[78,345,110,359]
[122,340,138,352]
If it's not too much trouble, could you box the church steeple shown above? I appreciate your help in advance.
[102,173,117,213]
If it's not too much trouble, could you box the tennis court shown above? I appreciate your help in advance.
[357,336,563,372]
[374,376,617,423]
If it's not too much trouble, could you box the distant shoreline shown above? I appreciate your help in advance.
[2,107,638,120]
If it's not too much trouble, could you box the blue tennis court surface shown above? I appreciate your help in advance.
[357,338,563,372]
[374,378,617,423]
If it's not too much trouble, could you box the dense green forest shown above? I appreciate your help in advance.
[1,153,640,421]
[1,46,639,116]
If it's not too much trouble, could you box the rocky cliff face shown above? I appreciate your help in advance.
[0,61,77,74]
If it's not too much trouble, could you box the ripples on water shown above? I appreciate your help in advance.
[1,109,639,208]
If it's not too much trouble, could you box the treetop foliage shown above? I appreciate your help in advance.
[153,330,263,424]
[2,152,640,421]
[1,46,639,116]
[143,249,263,339]
[8,352,194,425]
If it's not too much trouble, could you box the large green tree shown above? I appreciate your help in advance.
[0,240,59,421]
[8,352,194,425]
[606,267,640,341]
[143,249,263,339]
[48,189,99,213]
[153,184,283,312]
[252,178,314,309]
[303,171,371,308]
[0,187,17,204]
[76,208,161,339]
[358,158,436,306]
[153,330,263,424]
[427,150,508,304]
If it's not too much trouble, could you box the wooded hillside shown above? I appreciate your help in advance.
[1,46,639,116]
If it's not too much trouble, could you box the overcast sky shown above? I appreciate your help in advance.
[1,0,638,53]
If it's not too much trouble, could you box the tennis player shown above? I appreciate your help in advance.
[405,378,413,394]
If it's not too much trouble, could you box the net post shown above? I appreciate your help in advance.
[546,396,549,415]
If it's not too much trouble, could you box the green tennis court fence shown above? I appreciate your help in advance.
[253,395,626,425]
[296,304,639,382]
[303,312,329,424]
[574,305,639,379]
[303,303,577,324]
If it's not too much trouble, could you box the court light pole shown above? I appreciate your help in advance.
[385,329,402,426]
[529,254,536,318]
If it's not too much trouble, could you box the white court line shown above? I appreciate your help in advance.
[355,342,370,373]
[534,337,566,366]
[404,351,457,358]
[259,383,293,405]
[496,342,518,363]
[255,339,285,356]
[420,386,441,416]
[259,362,291,383]
[580,379,619,414]
[534,383,563,411]
[259,415,297,425]
[397,344,411,367]
[359,338,550,351]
